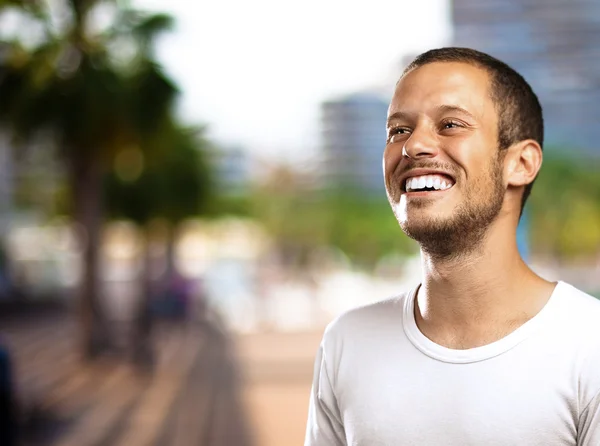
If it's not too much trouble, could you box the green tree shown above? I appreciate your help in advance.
[105,123,213,366]
[106,124,212,227]
[311,188,417,269]
[0,0,178,358]
[247,166,416,271]
[529,153,600,260]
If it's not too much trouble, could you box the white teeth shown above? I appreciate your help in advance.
[406,174,454,192]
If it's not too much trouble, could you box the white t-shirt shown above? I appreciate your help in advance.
[305,281,600,445]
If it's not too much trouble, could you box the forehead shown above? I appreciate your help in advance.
[389,62,495,121]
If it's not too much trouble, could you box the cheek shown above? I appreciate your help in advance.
[469,156,505,196]
[446,142,496,183]
[383,144,402,178]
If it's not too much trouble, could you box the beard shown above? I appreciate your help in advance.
[395,153,506,260]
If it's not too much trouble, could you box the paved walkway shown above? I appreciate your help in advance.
[1,314,254,446]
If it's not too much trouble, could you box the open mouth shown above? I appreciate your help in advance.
[403,174,456,193]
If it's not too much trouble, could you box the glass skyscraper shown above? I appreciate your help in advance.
[320,93,389,194]
[452,0,600,155]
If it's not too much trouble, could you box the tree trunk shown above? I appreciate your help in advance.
[70,154,110,360]
[132,228,154,369]
[164,223,177,285]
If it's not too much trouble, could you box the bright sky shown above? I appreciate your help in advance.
[135,0,452,162]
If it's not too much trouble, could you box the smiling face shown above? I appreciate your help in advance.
[384,61,507,257]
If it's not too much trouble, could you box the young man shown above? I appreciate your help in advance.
[305,48,600,445]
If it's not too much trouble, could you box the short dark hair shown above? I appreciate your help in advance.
[403,47,544,214]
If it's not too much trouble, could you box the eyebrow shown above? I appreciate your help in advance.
[386,111,413,125]
[435,105,477,120]
[387,104,478,126]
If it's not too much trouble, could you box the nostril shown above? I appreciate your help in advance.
[402,134,438,160]
[403,147,438,160]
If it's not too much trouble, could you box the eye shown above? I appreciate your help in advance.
[387,126,411,142]
[440,120,463,130]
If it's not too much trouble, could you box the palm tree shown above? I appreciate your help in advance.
[105,123,213,366]
[0,0,178,359]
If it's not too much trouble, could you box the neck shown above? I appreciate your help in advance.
[416,215,555,347]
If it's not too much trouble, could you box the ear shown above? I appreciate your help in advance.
[504,139,543,188]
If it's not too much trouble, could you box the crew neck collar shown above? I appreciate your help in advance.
[402,281,564,364]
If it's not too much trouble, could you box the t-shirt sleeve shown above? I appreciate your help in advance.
[305,342,347,446]
[578,390,600,445]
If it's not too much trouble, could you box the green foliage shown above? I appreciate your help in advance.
[324,193,417,267]
[0,0,178,160]
[104,124,213,224]
[208,194,252,217]
[238,180,416,269]
[0,0,212,356]
[528,153,600,259]
[0,0,191,222]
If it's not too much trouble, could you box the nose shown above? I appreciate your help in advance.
[402,127,438,160]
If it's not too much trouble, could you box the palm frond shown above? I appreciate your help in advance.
[133,13,173,41]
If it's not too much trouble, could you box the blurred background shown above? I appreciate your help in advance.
[0,0,599,445]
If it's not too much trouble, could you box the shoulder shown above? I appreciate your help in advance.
[551,282,600,349]
[554,281,600,333]
[320,292,410,351]
[316,292,410,386]
[553,282,600,408]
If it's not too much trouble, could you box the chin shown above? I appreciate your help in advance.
[397,205,460,238]
[397,197,504,258]
[399,217,446,239]
[398,216,466,259]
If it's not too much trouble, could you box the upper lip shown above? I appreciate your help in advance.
[399,169,456,192]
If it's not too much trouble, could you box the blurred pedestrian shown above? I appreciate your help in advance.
[306,47,600,445]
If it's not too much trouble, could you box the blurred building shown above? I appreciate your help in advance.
[320,92,389,194]
[452,0,600,155]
